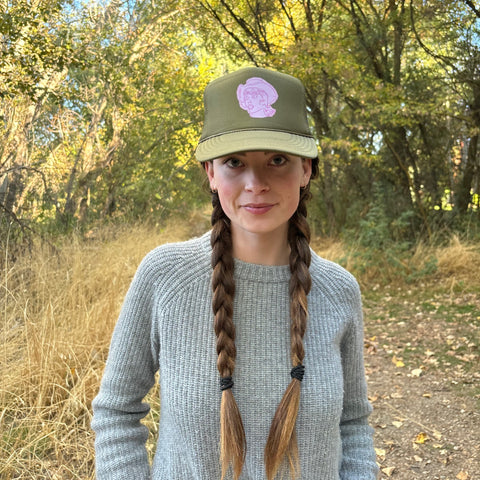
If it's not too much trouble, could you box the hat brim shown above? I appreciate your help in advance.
[195,130,318,162]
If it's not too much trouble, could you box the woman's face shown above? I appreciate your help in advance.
[244,87,267,113]
[205,151,312,240]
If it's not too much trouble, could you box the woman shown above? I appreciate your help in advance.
[92,67,378,480]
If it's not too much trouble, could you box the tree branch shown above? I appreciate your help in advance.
[409,0,456,68]
[1,165,50,194]
[0,200,36,237]
[316,0,327,31]
[218,0,271,53]
[279,0,299,40]
[337,0,386,80]
[197,0,259,63]
[248,0,272,54]
[464,0,480,18]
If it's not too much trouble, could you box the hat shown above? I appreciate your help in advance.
[195,67,318,162]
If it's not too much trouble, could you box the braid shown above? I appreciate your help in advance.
[210,193,246,480]
[208,157,318,480]
[264,186,313,480]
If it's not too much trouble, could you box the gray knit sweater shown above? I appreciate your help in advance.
[92,232,378,479]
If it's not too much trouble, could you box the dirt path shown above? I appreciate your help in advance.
[363,285,480,480]
[368,345,479,479]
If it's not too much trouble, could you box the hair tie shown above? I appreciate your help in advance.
[220,376,234,391]
[290,365,305,382]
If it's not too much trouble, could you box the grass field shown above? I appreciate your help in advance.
[1,218,479,479]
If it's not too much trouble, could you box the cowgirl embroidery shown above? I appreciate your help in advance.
[236,77,278,118]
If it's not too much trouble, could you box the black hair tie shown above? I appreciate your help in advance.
[220,376,234,391]
[290,365,305,382]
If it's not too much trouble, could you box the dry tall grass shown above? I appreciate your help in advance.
[1,219,478,479]
[0,219,205,480]
[435,234,480,281]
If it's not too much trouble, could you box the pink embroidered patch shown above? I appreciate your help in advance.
[236,77,278,118]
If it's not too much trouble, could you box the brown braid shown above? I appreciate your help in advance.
[209,158,319,480]
[263,188,312,480]
[264,158,318,480]
[210,193,246,480]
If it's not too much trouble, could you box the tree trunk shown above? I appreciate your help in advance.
[311,102,337,234]
[455,134,478,213]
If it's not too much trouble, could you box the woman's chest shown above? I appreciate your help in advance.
[155,293,347,435]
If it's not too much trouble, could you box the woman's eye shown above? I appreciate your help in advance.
[225,158,243,168]
[271,155,287,166]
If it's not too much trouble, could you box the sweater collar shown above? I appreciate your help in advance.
[233,258,290,283]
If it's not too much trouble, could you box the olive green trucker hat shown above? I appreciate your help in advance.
[195,67,318,162]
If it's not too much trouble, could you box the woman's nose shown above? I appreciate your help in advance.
[244,168,270,193]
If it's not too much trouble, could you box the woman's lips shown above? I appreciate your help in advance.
[242,203,275,215]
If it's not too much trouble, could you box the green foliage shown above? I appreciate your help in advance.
[0,0,78,99]
[338,181,439,284]
[1,0,480,243]
[357,182,416,248]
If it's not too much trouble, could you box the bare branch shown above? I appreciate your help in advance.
[0,200,36,237]
[409,0,456,68]
[218,0,271,53]
[197,0,259,63]
[464,0,480,18]
[1,165,50,193]
[279,0,299,40]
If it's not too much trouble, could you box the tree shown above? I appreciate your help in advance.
[0,0,217,236]
[193,0,480,237]
[0,0,77,245]
[65,0,217,223]
[2,0,478,244]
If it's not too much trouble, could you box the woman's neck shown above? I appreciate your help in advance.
[231,226,290,266]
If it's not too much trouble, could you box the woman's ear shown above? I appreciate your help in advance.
[301,158,312,187]
[204,161,216,192]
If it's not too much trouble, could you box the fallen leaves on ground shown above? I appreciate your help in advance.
[364,282,480,479]
[381,466,396,477]
[414,432,429,444]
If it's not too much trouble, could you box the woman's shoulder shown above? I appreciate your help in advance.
[309,249,361,299]
[135,231,212,284]
[148,230,211,258]
[308,250,363,319]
